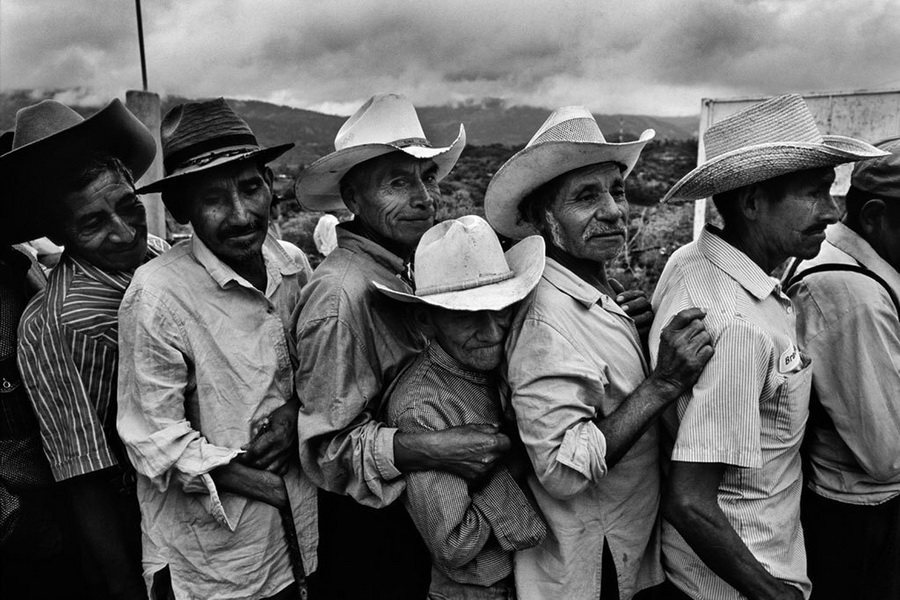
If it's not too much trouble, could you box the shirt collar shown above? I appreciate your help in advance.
[427,341,493,385]
[698,225,780,301]
[540,256,631,320]
[191,232,300,295]
[336,224,407,277]
[826,221,900,293]
[67,240,163,293]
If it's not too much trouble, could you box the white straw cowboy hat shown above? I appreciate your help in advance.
[485,106,655,240]
[0,99,156,244]
[662,94,890,204]
[294,93,466,212]
[374,215,545,312]
[137,98,293,208]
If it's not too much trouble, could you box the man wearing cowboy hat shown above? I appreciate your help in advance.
[294,93,510,598]
[484,106,715,600]
[379,215,548,599]
[116,98,317,599]
[2,98,166,598]
[649,94,889,600]
[784,137,900,600]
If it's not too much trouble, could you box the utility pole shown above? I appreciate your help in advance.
[127,0,167,240]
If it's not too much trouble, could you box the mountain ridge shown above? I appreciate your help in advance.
[0,89,698,171]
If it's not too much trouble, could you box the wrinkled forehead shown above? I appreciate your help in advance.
[349,151,438,187]
[555,161,624,193]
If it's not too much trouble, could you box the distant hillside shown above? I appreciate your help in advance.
[1,90,698,172]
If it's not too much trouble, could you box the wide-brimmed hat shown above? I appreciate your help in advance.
[294,93,466,212]
[137,98,293,203]
[485,106,655,240]
[0,99,156,244]
[374,215,545,311]
[662,94,890,204]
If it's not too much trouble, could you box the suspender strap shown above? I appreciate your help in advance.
[785,262,900,317]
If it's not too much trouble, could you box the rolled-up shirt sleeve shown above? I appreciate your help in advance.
[117,287,239,525]
[506,316,609,500]
[295,314,404,508]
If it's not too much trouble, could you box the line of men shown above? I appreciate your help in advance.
[0,91,897,600]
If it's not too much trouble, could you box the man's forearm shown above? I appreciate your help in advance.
[211,461,288,509]
[64,471,146,600]
[665,462,801,600]
[594,374,680,468]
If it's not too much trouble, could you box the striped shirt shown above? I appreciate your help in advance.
[385,342,546,595]
[649,226,811,599]
[17,236,167,481]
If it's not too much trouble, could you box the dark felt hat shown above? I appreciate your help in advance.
[850,136,900,201]
[0,99,156,244]
[137,98,293,203]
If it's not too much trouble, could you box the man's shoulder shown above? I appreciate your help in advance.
[129,243,196,293]
[299,248,390,320]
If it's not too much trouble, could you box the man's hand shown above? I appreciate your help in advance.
[610,278,653,337]
[238,397,299,475]
[652,307,714,395]
[394,424,511,482]
[212,461,289,509]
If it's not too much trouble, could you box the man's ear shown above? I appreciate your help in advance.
[412,305,433,336]
[263,165,275,190]
[339,180,360,215]
[858,198,887,238]
[736,184,766,222]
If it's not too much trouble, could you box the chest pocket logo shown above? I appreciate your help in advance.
[779,345,802,374]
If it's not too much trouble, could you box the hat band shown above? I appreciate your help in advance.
[164,133,259,172]
[392,137,432,148]
[172,145,260,174]
[416,270,515,296]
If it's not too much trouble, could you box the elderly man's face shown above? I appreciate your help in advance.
[757,167,840,261]
[183,161,272,267]
[429,306,514,373]
[345,153,440,250]
[57,169,148,271]
[543,162,627,264]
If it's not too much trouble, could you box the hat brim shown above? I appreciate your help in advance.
[661,136,891,204]
[136,143,294,195]
[373,235,545,311]
[485,130,655,240]
[294,125,466,212]
[0,99,157,244]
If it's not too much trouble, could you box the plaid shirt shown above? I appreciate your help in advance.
[385,342,546,591]
[17,236,167,481]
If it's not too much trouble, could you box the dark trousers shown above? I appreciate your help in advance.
[802,486,900,600]
[307,489,431,600]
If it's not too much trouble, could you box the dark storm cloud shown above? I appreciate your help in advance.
[2,0,898,115]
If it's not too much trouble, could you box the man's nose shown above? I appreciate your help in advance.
[409,177,436,209]
[109,214,137,243]
[820,193,841,224]
[480,312,509,342]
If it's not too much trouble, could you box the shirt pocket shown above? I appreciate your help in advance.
[773,358,812,444]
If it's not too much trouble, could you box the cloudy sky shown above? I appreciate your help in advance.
[2,0,899,116]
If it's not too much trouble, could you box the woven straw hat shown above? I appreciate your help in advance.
[137,98,293,201]
[294,93,466,212]
[0,99,156,244]
[374,215,545,311]
[485,106,654,240]
[662,94,889,204]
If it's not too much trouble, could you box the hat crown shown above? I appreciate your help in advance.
[160,98,260,173]
[850,136,900,200]
[334,93,430,151]
[704,94,824,160]
[528,106,607,147]
[12,100,86,149]
[414,215,514,296]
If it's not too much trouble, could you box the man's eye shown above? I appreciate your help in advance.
[391,178,407,188]
[423,172,438,184]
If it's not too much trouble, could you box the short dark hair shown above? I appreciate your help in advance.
[517,175,566,232]
[712,176,790,228]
